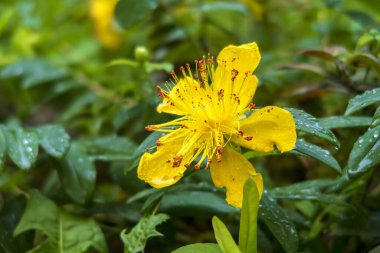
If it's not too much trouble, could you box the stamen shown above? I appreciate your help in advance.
[172,154,183,168]
[231,69,239,82]
[145,125,155,131]
[249,101,256,110]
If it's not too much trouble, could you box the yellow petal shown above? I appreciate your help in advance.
[210,146,263,208]
[234,106,296,153]
[213,42,260,111]
[137,130,193,188]
[236,74,258,112]
[217,42,260,73]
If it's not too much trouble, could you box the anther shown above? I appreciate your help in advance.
[217,146,223,155]
[244,136,253,141]
[217,89,224,99]
[145,125,155,131]
[184,163,189,169]
[156,140,162,146]
[194,164,200,170]
[216,157,222,163]
[238,130,244,136]
[180,66,185,72]
[231,69,239,81]
[172,155,183,168]
[156,86,163,97]
[249,101,256,109]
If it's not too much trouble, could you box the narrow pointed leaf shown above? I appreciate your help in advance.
[239,179,259,253]
[259,194,298,253]
[345,88,380,115]
[212,217,240,253]
[319,116,372,129]
[172,243,222,253]
[298,49,336,61]
[0,127,6,171]
[371,106,380,127]
[291,139,341,173]
[287,108,339,146]
[348,125,380,175]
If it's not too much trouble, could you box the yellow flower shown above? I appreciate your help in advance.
[137,42,296,208]
[90,0,120,49]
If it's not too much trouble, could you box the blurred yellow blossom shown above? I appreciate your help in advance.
[90,0,121,49]
[137,42,296,208]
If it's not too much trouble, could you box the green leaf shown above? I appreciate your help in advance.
[3,126,39,170]
[239,179,259,253]
[79,135,137,161]
[172,243,222,253]
[112,105,143,131]
[298,49,336,61]
[200,2,248,15]
[371,106,380,127]
[145,62,174,73]
[287,108,339,146]
[291,139,341,174]
[0,59,68,88]
[319,116,372,129]
[347,53,380,73]
[14,191,108,253]
[115,0,159,29]
[107,59,138,68]
[345,88,380,115]
[36,125,70,158]
[59,93,97,122]
[259,194,298,253]
[347,125,380,175]
[127,188,159,204]
[160,191,237,215]
[212,216,241,253]
[270,180,348,206]
[0,196,33,253]
[279,63,329,77]
[0,127,6,171]
[56,144,96,204]
[120,213,169,253]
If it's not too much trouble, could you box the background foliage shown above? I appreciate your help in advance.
[0,0,380,252]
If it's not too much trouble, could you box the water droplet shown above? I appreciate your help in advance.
[374,131,379,138]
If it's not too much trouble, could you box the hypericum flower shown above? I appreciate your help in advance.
[138,42,296,208]
[90,0,120,49]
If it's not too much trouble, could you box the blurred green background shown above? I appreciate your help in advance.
[0,0,380,252]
